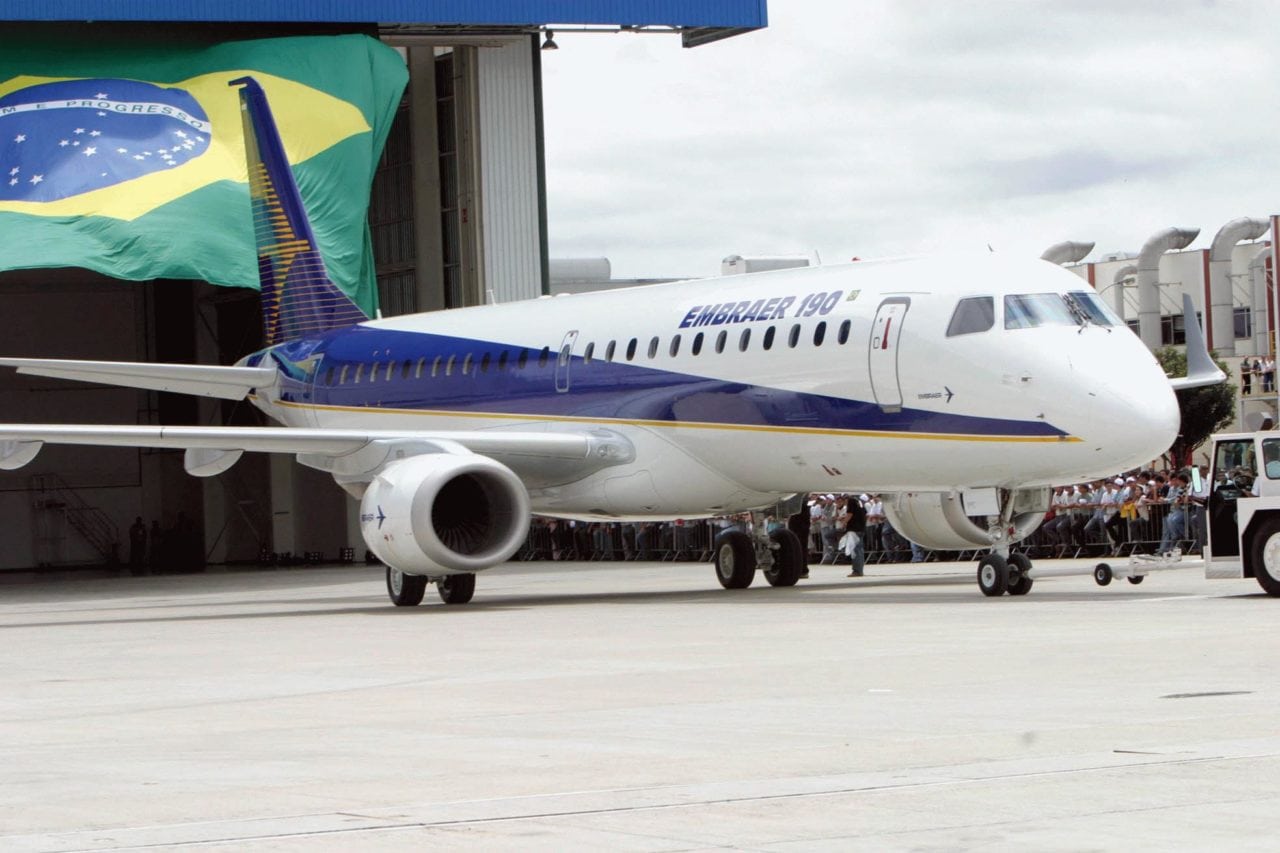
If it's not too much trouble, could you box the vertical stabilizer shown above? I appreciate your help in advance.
[230,77,369,345]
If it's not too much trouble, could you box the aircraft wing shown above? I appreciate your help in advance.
[1168,293,1227,391]
[0,424,635,488]
[0,358,277,400]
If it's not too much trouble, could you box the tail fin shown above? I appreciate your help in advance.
[230,77,369,345]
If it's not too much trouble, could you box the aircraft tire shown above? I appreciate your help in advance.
[387,567,427,606]
[1093,563,1113,586]
[1006,552,1034,596]
[437,573,477,605]
[1249,518,1280,596]
[977,554,1008,597]
[714,530,756,589]
[1127,575,1145,585]
[764,529,805,587]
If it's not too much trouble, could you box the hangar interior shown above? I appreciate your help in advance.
[0,3,764,570]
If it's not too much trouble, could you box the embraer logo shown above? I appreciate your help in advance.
[360,506,388,529]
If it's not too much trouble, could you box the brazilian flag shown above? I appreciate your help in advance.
[0,33,407,316]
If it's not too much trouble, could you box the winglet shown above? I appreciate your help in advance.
[1169,293,1227,391]
[229,76,368,345]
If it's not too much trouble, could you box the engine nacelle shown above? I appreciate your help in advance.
[883,488,1049,551]
[360,453,530,575]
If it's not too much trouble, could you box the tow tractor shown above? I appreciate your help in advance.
[1202,430,1280,595]
[1059,429,1280,595]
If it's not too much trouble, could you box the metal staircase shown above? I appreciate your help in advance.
[30,474,120,566]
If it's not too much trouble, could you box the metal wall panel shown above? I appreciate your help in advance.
[1,1,766,26]
[477,38,543,304]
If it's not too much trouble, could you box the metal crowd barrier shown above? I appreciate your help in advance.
[515,503,1205,567]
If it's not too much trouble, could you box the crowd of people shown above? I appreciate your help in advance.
[520,469,1212,568]
[1240,356,1276,396]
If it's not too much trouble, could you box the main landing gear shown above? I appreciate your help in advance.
[713,512,807,590]
[386,567,477,607]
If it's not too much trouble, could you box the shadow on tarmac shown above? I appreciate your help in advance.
[0,570,1232,629]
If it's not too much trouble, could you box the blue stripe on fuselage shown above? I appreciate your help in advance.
[267,326,1067,438]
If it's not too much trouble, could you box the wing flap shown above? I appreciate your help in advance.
[0,425,635,487]
[0,358,278,401]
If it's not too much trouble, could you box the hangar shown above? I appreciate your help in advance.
[0,1,766,570]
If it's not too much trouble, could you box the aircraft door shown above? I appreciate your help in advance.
[869,297,910,413]
[555,330,578,393]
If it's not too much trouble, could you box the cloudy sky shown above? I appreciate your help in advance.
[540,1,1280,279]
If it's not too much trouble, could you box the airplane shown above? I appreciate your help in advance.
[0,77,1226,605]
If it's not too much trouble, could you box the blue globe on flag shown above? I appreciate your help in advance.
[0,77,212,203]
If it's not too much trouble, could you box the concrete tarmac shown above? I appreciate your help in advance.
[1,558,1278,851]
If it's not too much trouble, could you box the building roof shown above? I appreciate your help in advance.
[0,2,766,46]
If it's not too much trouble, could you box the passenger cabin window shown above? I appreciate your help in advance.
[648,336,659,359]
[692,333,704,355]
[498,351,509,370]
[813,321,826,346]
[385,362,395,382]
[538,347,550,368]
[432,356,442,377]
[1004,294,1077,330]
[669,335,681,357]
[517,349,529,369]
[763,326,775,350]
[325,366,335,385]
[739,328,751,352]
[947,296,995,336]
[788,324,801,348]
[583,342,594,364]
[445,355,456,376]
[354,363,365,384]
[838,319,851,344]
[415,358,425,379]
[605,341,616,362]
[401,360,411,380]
[480,353,491,372]
[626,338,638,361]
[339,365,349,385]
[462,354,473,375]
[715,330,727,354]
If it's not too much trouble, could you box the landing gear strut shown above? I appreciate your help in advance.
[713,510,807,590]
[974,489,1039,597]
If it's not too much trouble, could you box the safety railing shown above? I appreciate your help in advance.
[29,473,121,564]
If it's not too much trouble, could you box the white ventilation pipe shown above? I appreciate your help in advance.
[1040,241,1095,265]
[1250,246,1272,356]
[1209,218,1268,357]
[1137,227,1199,348]
[1111,264,1137,318]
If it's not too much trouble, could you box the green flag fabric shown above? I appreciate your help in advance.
[0,33,407,316]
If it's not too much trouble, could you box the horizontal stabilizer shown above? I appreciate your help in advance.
[0,358,278,400]
[1168,294,1227,391]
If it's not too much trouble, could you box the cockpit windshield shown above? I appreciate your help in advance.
[1003,293,1078,329]
[1065,291,1122,326]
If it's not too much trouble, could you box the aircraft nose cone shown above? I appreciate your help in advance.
[1088,349,1181,469]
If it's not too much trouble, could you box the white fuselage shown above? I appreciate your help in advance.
[250,253,1180,519]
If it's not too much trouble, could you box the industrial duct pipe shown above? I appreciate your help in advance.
[1209,217,1268,357]
[1040,241,1095,265]
[1250,246,1272,356]
[1110,264,1137,317]
[1137,227,1199,349]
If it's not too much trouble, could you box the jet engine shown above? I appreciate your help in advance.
[883,488,1050,551]
[360,452,531,575]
